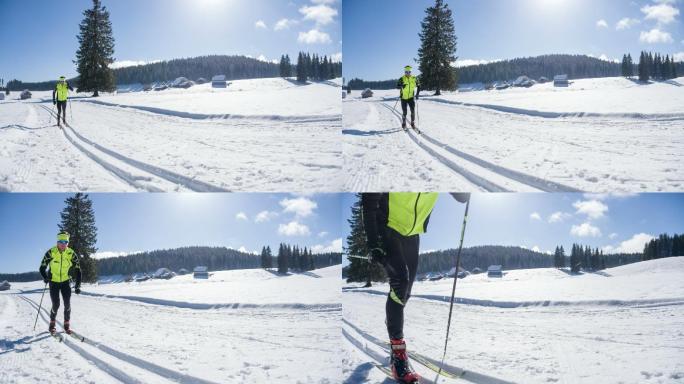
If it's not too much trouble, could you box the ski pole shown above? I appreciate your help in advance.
[392,97,399,114]
[49,104,55,125]
[435,198,470,383]
[33,283,48,331]
[69,100,73,123]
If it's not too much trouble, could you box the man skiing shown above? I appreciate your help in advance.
[52,76,73,126]
[396,66,421,130]
[39,232,81,335]
[362,192,438,383]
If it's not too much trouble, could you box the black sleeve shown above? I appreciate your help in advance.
[52,87,56,102]
[67,81,74,92]
[39,251,51,280]
[362,193,383,250]
[396,78,404,89]
[72,254,82,286]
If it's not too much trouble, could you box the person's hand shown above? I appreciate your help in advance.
[369,248,386,264]
[415,94,419,100]
[52,100,56,105]
[74,285,81,294]
[43,277,49,284]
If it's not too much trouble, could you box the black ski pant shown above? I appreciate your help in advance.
[56,100,67,123]
[381,227,419,340]
[400,98,416,124]
[49,281,71,322]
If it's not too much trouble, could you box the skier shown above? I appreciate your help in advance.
[362,192,438,383]
[52,76,73,126]
[39,232,81,335]
[396,65,421,130]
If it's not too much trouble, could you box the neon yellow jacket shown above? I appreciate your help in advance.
[39,246,81,283]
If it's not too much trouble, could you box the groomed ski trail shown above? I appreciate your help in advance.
[38,104,229,192]
[377,101,581,193]
[20,294,220,384]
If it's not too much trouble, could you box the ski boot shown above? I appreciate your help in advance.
[64,320,72,335]
[49,320,56,335]
[390,338,420,383]
[402,119,407,130]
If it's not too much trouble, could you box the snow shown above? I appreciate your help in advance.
[1,265,341,383]
[0,78,342,192]
[343,77,684,192]
[343,257,684,383]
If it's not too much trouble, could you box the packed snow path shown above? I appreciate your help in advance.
[343,88,683,192]
[0,96,341,192]
[1,289,341,383]
[343,259,684,384]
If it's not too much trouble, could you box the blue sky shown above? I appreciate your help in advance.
[343,0,684,80]
[342,193,684,262]
[0,0,341,82]
[0,193,343,274]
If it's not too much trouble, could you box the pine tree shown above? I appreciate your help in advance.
[277,243,289,274]
[626,54,634,77]
[296,52,307,82]
[75,0,116,96]
[417,0,458,95]
[345,194,386,283]
[559,245,565,269]
[59,193,98,283]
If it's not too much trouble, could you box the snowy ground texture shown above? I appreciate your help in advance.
[343,77,684,192]
[342,257,684,384]
[0,266,341,383]
[0,78,342,192]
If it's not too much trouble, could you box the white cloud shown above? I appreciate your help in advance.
[454,59,500,67]
[255,210,278,223]
[640,28,674,43]
[297,29,332,44]
[616,17,640,30]
[274,18,298,31]
[673,52,684,61]
[532,245,541,253]
[573,200,609,219]
[530,212,542,221]
[548,211,572,223]
[237,246,257,255]
[280,197,318,217]
[318,231,328,237]
[278,221,311,236]
[299,4,338,25]
[596,19,609,28]
[571,222,602,237]
[311,238,342,253]
[109,60,160,69]
[641,3,680,24]
[235,212,248,221]
[609,232,618,239]
[255,20,267,29]
[91,251,139,260]
[330,52,342,62]
[599,54,620,63]
[311,0,336,4]
[603,233,654,254]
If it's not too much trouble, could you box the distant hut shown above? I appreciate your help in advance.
[211,75,227,88]
[178,268,189,275]
[193,266,209,279]
[20,90,31,99]
[487,265,503,278]
[196,77,208,84]
[361,88,373,98]
[0,280,10,291]
[0,93,5,100]
[553,74,569,87]
[538,76,549,84]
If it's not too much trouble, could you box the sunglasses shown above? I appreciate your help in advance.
[57,240,68,244]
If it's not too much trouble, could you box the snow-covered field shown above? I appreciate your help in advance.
[0,78,342,192]
[344,77,684,192]
[0,265,341,383]
[343,257,684,384]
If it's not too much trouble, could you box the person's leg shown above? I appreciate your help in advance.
[408,98,416,124]
[382,228,410,340]
[49,282,60,322]
[59,102,66,123]
[61,282,72,322]
[400,99,408,126]
[403,234,420,303]
[56,102,62,123]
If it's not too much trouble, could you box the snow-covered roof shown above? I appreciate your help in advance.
[211,75,226,82]
[554,74,568,81]
[488,265,503,272]
[194,266,208,272]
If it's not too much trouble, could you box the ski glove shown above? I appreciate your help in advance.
[74,285,81,294]
[369,247,386,264]
[43,277,49,284]
[52,100,56,105]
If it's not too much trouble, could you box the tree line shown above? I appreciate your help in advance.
[622,51,680,81]
[264,243,341,274]
[643,233,684,260]
[290,52,341,82]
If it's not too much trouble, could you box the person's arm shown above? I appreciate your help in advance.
[396,78,404,90]
[72,253,82,293]
[52,87,56,104]
[39,251,51,283]
[415,77,421,99]
[361,194,388,264]
[67,81,74,92]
